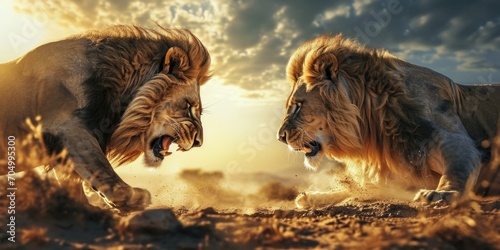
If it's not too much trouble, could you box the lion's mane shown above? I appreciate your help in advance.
[71,25,211,165]
[286,34,447,185]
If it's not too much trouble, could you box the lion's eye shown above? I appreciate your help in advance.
[294,102,302,115]
[185,103,191,118]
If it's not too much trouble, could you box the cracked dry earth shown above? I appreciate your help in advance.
[2,192,499,249]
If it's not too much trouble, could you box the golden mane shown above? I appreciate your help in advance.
[107,73,175,165]
[286,34,433,183]
[77,25,212,87]
[75,25,211,165]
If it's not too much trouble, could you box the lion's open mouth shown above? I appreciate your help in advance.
[151,136,174,160]
[151,135,189,159]
[304,141,321,157]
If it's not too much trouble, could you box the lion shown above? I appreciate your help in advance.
[277,34,500,207]
[0,25,211,212]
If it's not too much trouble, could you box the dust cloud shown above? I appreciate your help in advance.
[121,163,415,212]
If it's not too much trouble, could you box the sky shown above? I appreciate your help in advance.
[1,0,500,180]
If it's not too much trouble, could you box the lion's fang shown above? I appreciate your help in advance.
[159,149,172,156]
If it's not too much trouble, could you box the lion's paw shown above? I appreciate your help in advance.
[106,187,152,213]
[83,181,110,209]
[413,189,459,205]
[85,183,152,213]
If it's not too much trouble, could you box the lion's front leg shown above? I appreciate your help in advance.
[414,132,481,204]
[50,120,151,212]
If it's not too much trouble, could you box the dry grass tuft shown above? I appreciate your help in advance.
[0,118,113,249]
[19,227,48,246]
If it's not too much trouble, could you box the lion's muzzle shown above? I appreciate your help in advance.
[277,122,291,144]
[151,122,202,159]
[278,121,322,159]
[178,120,203,150]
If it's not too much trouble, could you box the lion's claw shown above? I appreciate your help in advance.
[413,189,459,205]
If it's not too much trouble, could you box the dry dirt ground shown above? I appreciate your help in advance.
[0,170,499,250]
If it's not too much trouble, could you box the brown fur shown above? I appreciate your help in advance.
[279,34,500,204]
[108,73,185,165]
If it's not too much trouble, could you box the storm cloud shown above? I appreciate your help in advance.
[15,0,500,97]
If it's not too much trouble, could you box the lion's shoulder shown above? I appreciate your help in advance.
[14,38,92,80]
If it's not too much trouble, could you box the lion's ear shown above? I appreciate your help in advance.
[305,53,339,83]
[163,47,190,78]
[317,53,339,80]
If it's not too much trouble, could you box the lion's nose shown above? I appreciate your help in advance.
[193,132,203,147]
[277,129,288,144]
[193,138,202,147]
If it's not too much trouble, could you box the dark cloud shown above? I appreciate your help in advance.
[218,0,500,89]
[225,1,279,49]
[14,0,500,95]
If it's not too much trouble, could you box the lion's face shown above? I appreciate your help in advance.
[108,46,210,167]
[144,82,203,167]
[278,82,332,169]
[278,49,363,170]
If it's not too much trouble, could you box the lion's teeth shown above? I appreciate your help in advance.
[159,150,172,156]
[303,147,312,153]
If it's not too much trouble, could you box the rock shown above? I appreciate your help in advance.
[118,208,182,237]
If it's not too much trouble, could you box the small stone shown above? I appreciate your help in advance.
[118,208,182,237]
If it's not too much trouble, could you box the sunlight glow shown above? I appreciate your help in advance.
[0,0,46,63]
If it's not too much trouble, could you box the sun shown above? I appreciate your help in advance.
[0,0,45,63]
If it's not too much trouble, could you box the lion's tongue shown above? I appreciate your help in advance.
[160,137,173,156]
